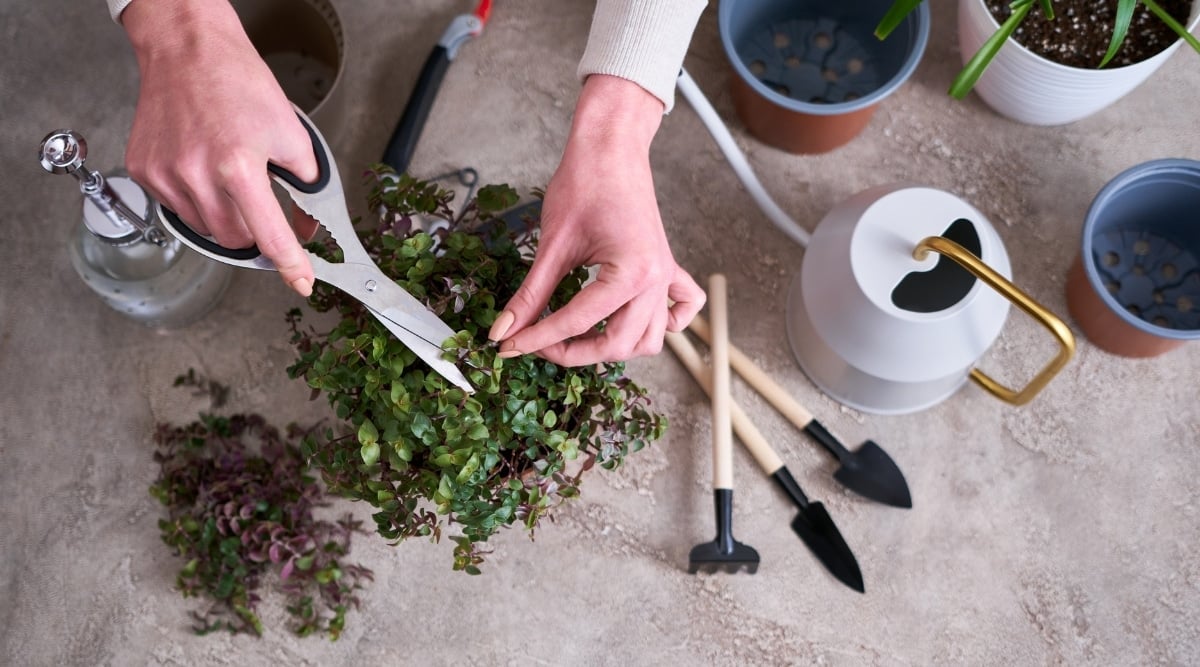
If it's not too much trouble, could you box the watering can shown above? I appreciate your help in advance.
[785,185,1075,415]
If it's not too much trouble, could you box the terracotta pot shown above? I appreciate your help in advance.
[1066,159,1200,357]
[718,0,929,154]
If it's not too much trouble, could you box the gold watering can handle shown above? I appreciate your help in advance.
[913,236,1076,406]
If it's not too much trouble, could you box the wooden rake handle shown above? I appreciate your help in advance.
[664,331,785,476]
[708,275,733,490]
[688,315,814,430]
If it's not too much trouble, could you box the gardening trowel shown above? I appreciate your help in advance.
[688,316,912,509]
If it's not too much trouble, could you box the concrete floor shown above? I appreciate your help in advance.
[3,0,1199,664]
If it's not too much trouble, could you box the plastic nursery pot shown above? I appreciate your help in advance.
[232,0,347,144]
[1066,159,1200,357]
[958,0,1200,126]
[719,0,930,154]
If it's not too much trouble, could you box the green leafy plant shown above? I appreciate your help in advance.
[876,0,1200,98]
[285,167,665,574]
[152,401,373,639]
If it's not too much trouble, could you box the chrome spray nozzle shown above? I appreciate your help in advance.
[39,129,167,246]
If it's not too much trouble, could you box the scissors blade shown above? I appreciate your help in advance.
[310,256,473,393]
[365,304,474,394]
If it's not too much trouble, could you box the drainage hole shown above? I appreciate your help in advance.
[844,92,860,101]
[1162,263,1178,279]
[785,55,801,68]
[809,96,826,103]
[847,58,864,74]
[1127,305,1142,316]
[1103,251,1120,267]
[1106,280,1120,294]
[1132,265,1145,276]
[772,84,791,97]
[1153,316,1170,327]
[749,60,766,76]
[1179,296,1195,313]
[774,33,790,48]
[813,32,833,49]
[1133,239,1150,255]
[1154,290,1165,304]
[822,67,839,82]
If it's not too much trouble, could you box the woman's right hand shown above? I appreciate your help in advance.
[121,0,319,295]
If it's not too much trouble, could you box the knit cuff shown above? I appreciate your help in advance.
[577,0,708,113]
[107,0,135,22]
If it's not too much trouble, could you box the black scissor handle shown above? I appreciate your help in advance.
[157,108,332,262]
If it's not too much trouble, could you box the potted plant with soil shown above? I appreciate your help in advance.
[285,168,666,573]
[876,0,1200,124]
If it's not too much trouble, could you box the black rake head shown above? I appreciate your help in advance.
[689,489,760,574]
[688,540,761,574]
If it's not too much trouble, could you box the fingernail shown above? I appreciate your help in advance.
[497,342,521,359]
[290,277,313,297]
[488,310,515,341]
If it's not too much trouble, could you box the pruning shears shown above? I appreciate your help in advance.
[381,0,493,174]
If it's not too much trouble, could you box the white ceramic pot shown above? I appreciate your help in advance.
[957,0,1200,125]
[786,185,1075,414]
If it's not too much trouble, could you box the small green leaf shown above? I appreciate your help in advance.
[474,184,520,213]
[361,441,380,466]
[358,419,379,446]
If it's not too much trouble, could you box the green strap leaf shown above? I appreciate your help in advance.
[950,0,1035,99]
[874,0,925,39]
[1144,0,1200,54]
[1101,0,1139,67]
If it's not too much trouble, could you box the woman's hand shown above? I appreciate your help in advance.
[122,0,319,295]
[488,75,705,366]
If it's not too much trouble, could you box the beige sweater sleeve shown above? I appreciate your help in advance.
[577,0,708,113]
[109,0,708,111]
[106,0,133,22]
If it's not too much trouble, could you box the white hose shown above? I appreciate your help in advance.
[676,69,812,249]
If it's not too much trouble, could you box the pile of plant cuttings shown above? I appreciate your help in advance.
[151,407,373,639]
[286,167,666,574]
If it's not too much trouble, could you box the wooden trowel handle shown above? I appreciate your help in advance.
[689,315,814,428]
[665,331,785,477]
[709,275,733,490]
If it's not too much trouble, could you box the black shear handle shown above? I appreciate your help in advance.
[158,110,333,261]
[380,45,452,175]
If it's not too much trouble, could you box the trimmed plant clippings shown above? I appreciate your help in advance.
[151,399,373,639]
[286,167,666,574]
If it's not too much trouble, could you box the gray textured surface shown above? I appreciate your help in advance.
[2,0,1199,665]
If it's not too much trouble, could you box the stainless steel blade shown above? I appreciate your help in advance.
[366,305,474,394]
[310,256,473,393]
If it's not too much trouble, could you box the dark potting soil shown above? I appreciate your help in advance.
[986,0,1193,68]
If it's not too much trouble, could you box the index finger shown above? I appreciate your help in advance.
[501,277,632,356]
[222,158,315,296]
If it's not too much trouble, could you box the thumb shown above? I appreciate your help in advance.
[489,251,570,342]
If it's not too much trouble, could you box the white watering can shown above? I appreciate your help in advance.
[678,71,1075,415]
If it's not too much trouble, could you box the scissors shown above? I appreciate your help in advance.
[154,105,474,394]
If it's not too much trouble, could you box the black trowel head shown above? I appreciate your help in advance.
[833,440,913,509]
